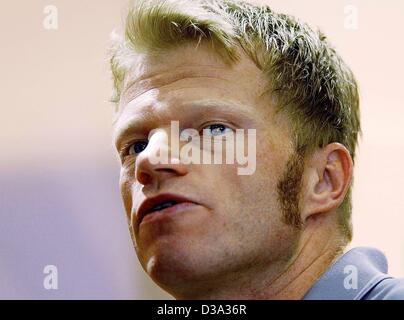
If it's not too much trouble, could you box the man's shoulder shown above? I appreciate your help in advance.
[303,246,404,300]
[364,277,404,300]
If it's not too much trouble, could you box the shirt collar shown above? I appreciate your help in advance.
[303,247,392,300]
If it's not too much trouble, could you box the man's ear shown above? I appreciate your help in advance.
[300,143,353,223]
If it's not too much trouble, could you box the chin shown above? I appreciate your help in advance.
[139,240,217,292]
[141,250,200,295]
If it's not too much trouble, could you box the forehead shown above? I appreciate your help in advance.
[112,43,286,146]
[118,43,268,111]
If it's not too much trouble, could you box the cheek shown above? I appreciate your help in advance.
[234,175,280,236]
[197,170,295,266]
[224,145,289,234]
[202,162,275,228]
[228,174,297,259]
[238,149,281,204]
[119,167,134,219]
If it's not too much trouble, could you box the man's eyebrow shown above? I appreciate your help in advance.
[113,99,256,149]
[181,99,256,119]
[113,116,151,151]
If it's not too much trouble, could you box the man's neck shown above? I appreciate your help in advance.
[176,215,346,300]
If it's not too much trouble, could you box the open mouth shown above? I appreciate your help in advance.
[148,200,178,213]
[137,193,200,225]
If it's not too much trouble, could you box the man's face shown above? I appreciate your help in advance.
[113,43,302,295]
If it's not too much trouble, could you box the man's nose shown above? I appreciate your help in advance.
[135,128,188,186]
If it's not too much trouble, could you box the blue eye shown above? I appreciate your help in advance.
[203,124,232,136]
[128,140,148,155]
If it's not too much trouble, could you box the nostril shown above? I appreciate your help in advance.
[137,171,152,185]
[156,168,177,174]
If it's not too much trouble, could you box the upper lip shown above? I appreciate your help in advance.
[136,193,199,225]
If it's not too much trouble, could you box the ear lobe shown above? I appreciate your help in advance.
[301,143,353,223]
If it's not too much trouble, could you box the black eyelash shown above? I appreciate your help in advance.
[199,122,234,135]
[120,140,149,158]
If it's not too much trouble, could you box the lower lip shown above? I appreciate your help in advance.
[140,202,200,225]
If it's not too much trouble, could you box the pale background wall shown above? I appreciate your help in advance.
[0,0,403,299]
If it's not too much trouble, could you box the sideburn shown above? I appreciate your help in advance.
[276,151,305,229]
